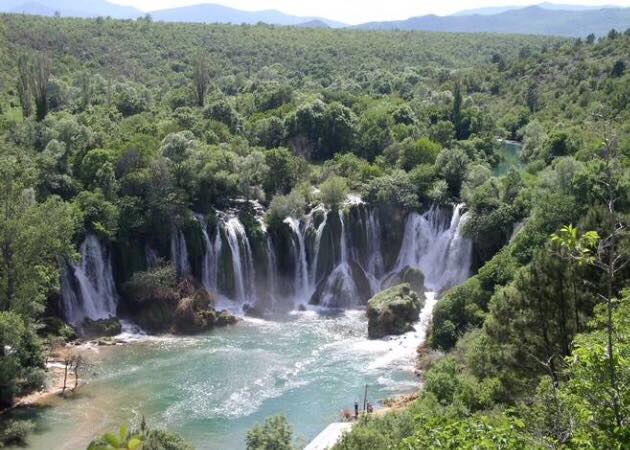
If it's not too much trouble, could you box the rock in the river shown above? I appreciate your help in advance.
[82,318,122,338]
[215,310,238,326]
[367,283,423,339]
[400,267,426,295]
[380,266,425,295]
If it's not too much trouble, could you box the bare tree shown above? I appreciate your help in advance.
[71,354,92,392]
[59,349,92,394]
[60,349,72,394]
[192,52,210,107]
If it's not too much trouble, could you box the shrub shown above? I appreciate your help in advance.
[125,264,178,304]
[319,176,349,209]
[267,190,306,224]
[0,420,35,447]
[431,277,488,351]
[246,416,294,450]
[362,170,419,210]
[398,137,441,170]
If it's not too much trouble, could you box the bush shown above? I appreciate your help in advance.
[267,190,306,223]
[246,416,294,450]
[125,264,178,304]
[431,277,488,351]
[435,148,470,196]
[398,137,441,170]
[0,419,34,447]
[74,190,120,240]
[362,170,419,210]
[319,176,349,209]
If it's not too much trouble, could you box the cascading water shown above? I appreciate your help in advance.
[179,200,471,311]
[223,217,256,304]
[318,211,361,308]
[393,203,472,291]
[284,217,310,302]
[171,228,191,277]
[60,235,118,326]
[197,215,222,292]
[266,236,278,305]
[363,209,385,293]
[309,208,328,289]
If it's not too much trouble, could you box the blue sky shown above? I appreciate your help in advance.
[109,0,630,24]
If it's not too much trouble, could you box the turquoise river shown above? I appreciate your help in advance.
[14,296,436,450]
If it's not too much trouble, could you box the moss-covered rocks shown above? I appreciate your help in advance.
[126,265,237,335]
[381,266,426,295]
[367,283,423,339]
[82,318,122,338]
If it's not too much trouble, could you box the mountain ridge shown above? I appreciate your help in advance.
[148,3,346,27]
[452,2,621,16]
[355,5,630,37]
[1,1,628,36]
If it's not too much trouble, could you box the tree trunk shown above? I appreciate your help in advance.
[62,362,68,394]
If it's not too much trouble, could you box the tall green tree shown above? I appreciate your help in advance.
[0,153,77,315]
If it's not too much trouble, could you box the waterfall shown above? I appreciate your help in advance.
[60,235,118,326]
[266,236,278,306]
[309,210,328,288]
[197,215,222,292]
[223,217,256,304]
[393,203,472,291]
[318,211,360,308]
[284,217,310,302]
[171,228,191,277]
[339,211,349,263]
[363,209,385,293]
[145,244,159,268]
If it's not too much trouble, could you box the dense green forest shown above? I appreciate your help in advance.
[0,13,628,449]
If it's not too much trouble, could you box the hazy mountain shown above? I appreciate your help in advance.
[2,1,345,27]
[452,2,620,16]
[149,3,346,27]
[2,0,142,19]
[356,5,630,37]
[294,20,331,29]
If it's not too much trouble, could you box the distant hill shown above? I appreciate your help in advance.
[2,1,627,36]
[452,2,620,16]
[356,5,630,37]
[1,1,346,28]
[294,20,330,29]
[149,3,345,28]
[2,0,142,19]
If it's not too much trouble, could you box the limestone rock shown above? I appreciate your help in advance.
[367,283,423,339]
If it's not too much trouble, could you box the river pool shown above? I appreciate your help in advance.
[15,296,435,450]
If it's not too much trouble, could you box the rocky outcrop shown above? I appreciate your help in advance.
[367,283,423,339]
[127,267,237,335]
[381,266,426,295]
[82,318,122,338]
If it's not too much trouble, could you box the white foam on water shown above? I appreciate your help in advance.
[366,292,437,371]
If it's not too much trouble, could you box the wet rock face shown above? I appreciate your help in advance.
[367,283,423,339]
[81,318,122,338]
